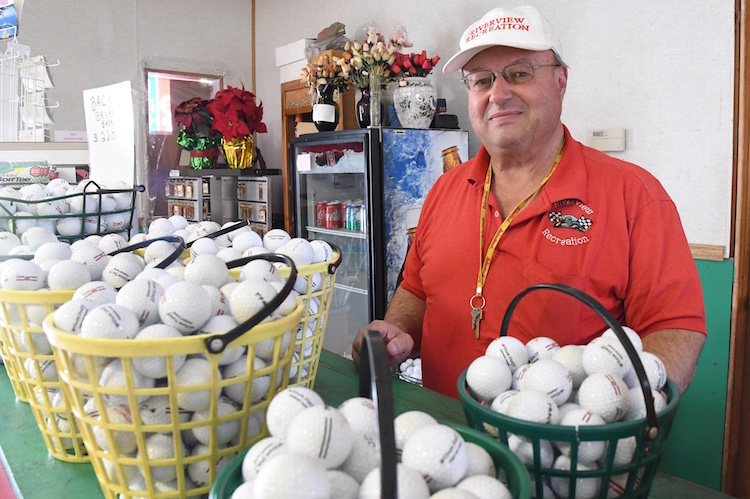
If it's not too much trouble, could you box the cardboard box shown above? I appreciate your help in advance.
[279,59,308,84]
[275,39,314,67]
[0,161,56,184]
[53,130,87,142]
[296,122,319,137]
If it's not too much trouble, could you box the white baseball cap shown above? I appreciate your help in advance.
[443,6,564,74]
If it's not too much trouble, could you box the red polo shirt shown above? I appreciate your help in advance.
[400,127,706,398]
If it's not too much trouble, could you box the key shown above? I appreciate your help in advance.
[471,307,482,339]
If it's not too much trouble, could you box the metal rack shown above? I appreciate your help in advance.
[0,41,58,142]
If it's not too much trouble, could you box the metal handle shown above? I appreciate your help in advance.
[500,283,660,441]
[226,242,343,275]
[358,330,397,499]
[204,253,298,354]
[107,234,185,269]
[185,220,250,248]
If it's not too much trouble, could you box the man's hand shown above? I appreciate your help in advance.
[352,320,415,368]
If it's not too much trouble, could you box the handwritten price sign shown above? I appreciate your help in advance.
[83,81,134,186]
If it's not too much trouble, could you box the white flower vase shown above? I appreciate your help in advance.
[393,76,437,129]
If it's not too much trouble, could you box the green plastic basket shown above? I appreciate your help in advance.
[210,330,531,499]
[458,283,682,498]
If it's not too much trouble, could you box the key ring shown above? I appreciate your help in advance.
[470,295,486,309]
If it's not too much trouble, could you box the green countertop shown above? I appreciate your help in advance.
[0,351,732,499]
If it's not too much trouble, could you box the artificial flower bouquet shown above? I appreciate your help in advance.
[392,50,441,78]
[335,26,399,88]
[299,52,351,97]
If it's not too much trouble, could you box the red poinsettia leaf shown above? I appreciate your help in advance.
[206,85,267,139]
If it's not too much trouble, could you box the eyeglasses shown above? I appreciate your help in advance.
[460,62,562,92]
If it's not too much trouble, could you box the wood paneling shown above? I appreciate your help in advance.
[723,0,750,495]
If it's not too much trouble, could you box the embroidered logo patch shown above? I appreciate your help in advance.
[548,211,592,232]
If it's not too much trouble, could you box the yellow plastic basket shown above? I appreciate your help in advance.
[43,254,305,499]
[227,246,342,389]
[0,288,89,462]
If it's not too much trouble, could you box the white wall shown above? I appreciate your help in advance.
[5,1,735,251]
[7,0,254,201]
[255,0,735,251]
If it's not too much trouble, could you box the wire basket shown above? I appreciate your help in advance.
[0,287,89,461]
[0,181,144,243]
[43,253,305,499]
[227,244,342,389]
[457,283,682,498]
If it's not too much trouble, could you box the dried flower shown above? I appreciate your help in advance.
[339,33,399,87]
[299,53,350,96]
[206,85,267,141]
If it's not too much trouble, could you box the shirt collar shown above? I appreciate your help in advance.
[466,126,588,206]
[544,126,588,206]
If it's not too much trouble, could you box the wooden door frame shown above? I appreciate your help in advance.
[723,0,750,495]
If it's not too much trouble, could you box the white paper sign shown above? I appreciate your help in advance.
[83,81,135,186]
[296,153,312,172]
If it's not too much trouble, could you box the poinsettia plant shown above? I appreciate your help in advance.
[174,98,216,138]
[174,97,222,169]
[392,50,441,78]
[206,85,268,141]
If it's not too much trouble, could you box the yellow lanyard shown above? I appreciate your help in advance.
[470,141,565,338]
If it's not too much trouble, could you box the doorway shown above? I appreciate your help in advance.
[144,69,222,225]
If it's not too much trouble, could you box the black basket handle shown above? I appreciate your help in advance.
[204,253,298,354]
[185,220,250,249]
[358,330,397,499]
[226,242,343,275]
[107,235,186,269]
[500,283,660,441]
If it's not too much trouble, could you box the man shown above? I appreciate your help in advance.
[353,6,706,398]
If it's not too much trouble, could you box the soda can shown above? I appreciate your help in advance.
[345,203,351,231]
[350,204,361,232]
[316,202,327,227]
[360,204,367,233]
[326,202,341,229]
[339,203,347,229]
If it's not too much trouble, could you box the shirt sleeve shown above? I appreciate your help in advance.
[624,198,707,336]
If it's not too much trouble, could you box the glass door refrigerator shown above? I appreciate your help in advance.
[290,127,469,359]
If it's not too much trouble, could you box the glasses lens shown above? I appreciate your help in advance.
[503,63,535,84]
[464,71,495,92]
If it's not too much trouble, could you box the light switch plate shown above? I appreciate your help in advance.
[589,128,625,152]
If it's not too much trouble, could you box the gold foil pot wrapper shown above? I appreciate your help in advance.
[222,136,255,169]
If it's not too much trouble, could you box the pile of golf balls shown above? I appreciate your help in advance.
[230,386,512,499]
[465,330,668,498]
[397,357,423,386]
[31,229,337,494]
[0,179,134,245]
